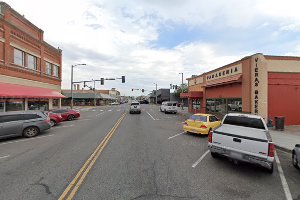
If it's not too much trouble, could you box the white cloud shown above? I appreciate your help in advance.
[4,0,300,95]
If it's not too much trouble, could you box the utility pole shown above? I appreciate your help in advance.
[179,72,184,110]
[93,79,96,106]
[71,63,86,109]
[155,83,158,104]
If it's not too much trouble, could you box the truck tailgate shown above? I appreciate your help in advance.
[213,124,269,158]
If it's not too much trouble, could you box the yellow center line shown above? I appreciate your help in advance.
[58,113,126,200]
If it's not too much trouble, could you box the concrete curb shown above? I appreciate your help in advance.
[275,144,292,154]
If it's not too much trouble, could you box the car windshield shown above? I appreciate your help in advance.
[131,103,139,105]
[223,115,265,130]
[189,115,207,122]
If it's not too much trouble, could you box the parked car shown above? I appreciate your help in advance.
[160,101,178,114]
[130,101,141,114]
[292,144,300,169]
[46,112,63,127]
[183,114,221,135]
[51,109,80,121]
[0,111,51,139]
[208,113,275,173]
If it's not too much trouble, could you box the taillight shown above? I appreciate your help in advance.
[268,143,275,157]
[208,130,213,143]
[200,125,207,129]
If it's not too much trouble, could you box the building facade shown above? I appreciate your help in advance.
[182,53,300,125]
[0,2,64,112]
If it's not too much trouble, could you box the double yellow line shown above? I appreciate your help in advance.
[58,112,126,200]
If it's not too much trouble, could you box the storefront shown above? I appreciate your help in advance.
[185,53,300,125]
[0,82,65,112]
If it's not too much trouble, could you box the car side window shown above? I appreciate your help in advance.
[209,116,218,122]
[22,114,41,120]
[0,115,22,123]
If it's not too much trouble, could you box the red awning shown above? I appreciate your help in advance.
[180,93,189,98]
[205,74,242,88]
[0,83,65,98]
[180,91,203,98]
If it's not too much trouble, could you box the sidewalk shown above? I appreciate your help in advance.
[269,125,300,153]
[177,107,192,119]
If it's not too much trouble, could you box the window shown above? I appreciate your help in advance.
[14,48,25,66]
[206,98,242,114]
[189,115,207,122]
[192,99,200,110]
[27,54,37,70]
[223,115,265,130]
[131,103,139,106]
[209,116,218,122]
[0,115,22,123]
[0,102,4,112]
[6,99,24,111]
[53,65,59,77]
[46,62,52,75]
[28,100,49,111]
[22,114,41,120]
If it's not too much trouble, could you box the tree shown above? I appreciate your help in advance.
[173,83,188,97]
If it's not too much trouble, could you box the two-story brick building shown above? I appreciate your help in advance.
[0,2,64,112]
[181,53,300,125]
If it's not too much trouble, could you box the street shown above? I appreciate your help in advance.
[0,104,299,200]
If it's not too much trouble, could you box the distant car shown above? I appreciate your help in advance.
[292,144,300,169]
[160,101,177,114]
[130,102,141,114]
[0,111,51,139]
[46,112,63,127]
[183,114,221,135]
[51,109,80,121]
[139,100,149,104]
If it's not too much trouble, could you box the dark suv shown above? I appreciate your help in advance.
[0,111,51,139]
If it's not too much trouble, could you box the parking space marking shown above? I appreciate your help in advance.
[0,134,54,146]
[108,110,112,112]
[96,112,106,117]
[54,125,75,129]
[0,155,10,159]
[168,132,184,139]
[192,150,210,168]
[275,151,293,200]
[147,111,157,121]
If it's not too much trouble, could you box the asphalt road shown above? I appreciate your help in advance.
[0,104,299,200]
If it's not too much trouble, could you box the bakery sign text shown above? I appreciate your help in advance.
[254,58,259,114]
[206,64,241,81]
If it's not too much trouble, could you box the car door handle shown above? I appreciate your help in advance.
[233,138,241,143]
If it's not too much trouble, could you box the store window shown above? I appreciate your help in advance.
[6,99,24,111]
[14,48,25,66]
[28,99,49,111]
[53,65,59,77]
[27,54,37,70]
[46,62,52,75]
[0,101,4,112]
[192,99,200,110]
[227,98,242,112]
[206,98,242,114]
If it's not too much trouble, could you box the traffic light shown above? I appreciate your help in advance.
[122,76,125,83]
[132,89,134,91]
[175,85,178,90]
[142,89,144,93]
[101,78,104,85]
[170,84,172,89]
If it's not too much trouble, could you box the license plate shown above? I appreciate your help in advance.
[230,152,243,160]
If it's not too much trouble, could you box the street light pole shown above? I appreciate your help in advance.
[154,83,158,104]
[70,63,86,109]
[179,72,184,110]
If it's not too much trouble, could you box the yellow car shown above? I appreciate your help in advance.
[183,113,221,135]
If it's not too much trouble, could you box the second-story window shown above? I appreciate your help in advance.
[13,48,25,66]
[53,65,59,77]
[27,54,37,70]
[45,62,52,75]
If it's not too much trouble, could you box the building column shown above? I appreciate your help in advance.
[24,98,28,111]
[49,98,53,110]
[58,98,62,108]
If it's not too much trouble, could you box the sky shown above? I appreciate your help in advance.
[6,0,300,96]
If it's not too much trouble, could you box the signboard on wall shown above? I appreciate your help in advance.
[251,54,268,120]
[206,64,242,82]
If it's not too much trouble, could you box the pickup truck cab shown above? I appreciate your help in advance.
[129,101,141,114]
[208,113,275,173]
[160,101,177,114]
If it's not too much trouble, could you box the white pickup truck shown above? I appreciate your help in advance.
[208,113,275,173]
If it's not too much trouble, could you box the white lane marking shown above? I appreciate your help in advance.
[147,112,157,121]
[0,155,10,159]
[0,134,54,146]
[108,110,112,112]
[117,109,121,112]
[92,110,96,112]
[96,112,105,116]
[275,151,293,200]
[54,124,75,129]
[100,110,104,112]
[168,132,184,140]
[192,150,210,168]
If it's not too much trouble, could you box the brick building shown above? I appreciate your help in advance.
[0,2,64,112]
[181,53,300,125]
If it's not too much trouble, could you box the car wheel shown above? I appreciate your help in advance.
[50,120,56,127]
[139,111,141,114]
[292,152,299,169]
[211,152,219,158]
[267,163,274,174]
[68,115,75,121]
[23,127,39,138]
